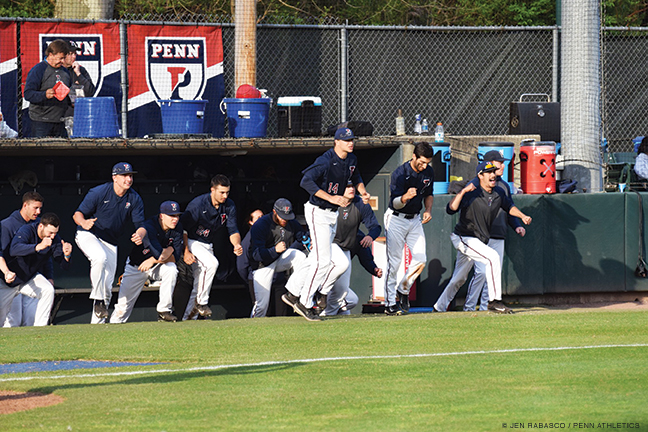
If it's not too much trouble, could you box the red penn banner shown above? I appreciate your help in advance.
[127,24,225,137]
[0,21,18,130]
[20,21,121,103]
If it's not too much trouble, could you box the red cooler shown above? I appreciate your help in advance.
[520,140,556,194]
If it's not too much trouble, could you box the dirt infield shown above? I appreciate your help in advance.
[0,391,65,415]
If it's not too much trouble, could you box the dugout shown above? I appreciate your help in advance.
[0,136,401,324]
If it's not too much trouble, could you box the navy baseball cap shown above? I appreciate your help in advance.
[160,200,182,216]
[67,41,82,53]
[273,198,295,220]
[476,161,498,175]
[483,150,509,163]
[334,127,355,141]
[112,162,137,176]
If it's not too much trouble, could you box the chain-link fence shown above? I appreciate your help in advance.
[1,16,647,150]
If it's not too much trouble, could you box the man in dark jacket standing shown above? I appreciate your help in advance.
[23,39,71,138]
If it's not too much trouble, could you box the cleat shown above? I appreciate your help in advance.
[396,292,410,312]
[281,293,299,308]
[93,300,109,319]
[293,302,321,322]
[158,311,177,322]
[196,304,212,318]
[487,300,513,314]
[384,304,403,316]
[315,292,328,310]
[187,307,198,320]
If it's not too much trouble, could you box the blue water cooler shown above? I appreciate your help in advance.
[431,142,451,194]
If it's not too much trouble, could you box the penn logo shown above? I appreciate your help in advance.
[146,37,206,101]
[41,34,103,95]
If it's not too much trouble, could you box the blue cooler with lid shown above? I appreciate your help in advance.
[477,142,515,187]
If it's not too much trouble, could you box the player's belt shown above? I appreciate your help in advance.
[316,205,336,212]
[392,211,417,219]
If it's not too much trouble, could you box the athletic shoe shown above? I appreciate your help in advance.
[281,292,299,308]
[384,304,403,316]
[487,300,513,314]
[396,292,410,312]
[196,304,213,318]
[187,307,199,320]
[315,292,328,310]
[293,301,322,322]
[93,301,109,319]
[158,311,177,322]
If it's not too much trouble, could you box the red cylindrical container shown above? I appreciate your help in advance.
[520,141,556,194]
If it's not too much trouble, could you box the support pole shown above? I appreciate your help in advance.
[235,0,257,90]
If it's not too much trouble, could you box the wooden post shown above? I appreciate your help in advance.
[235,0,257,90]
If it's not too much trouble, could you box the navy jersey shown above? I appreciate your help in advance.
[1,210,34,258]
[76,182,145,245]
[447,185,514,244]
[248,214,305,269]
[300,148,364,210]
[388,161,434,214]
[128,216,184,267]
[7,223,70,287]
[181,193,239,244]
[334,196,381,251]
[468,176,521,239]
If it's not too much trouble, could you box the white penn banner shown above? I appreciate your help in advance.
[145,37,206,102]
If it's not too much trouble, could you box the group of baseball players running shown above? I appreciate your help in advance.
[0,127,532,326]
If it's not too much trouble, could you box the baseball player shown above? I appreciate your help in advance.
[248,199,308,318]
[110,201,184,323]
[320,182,382,316]
[2,191,44,327]
[0,213,72,326]
[434,162,532,314]
[384,142,435,315]
[181,174,243,320]
[464,150,526,312]
[282,127,370,321]
[73,162,146,324]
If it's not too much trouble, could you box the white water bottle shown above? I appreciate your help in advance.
[421,118,429,134]
[435,122,444,142]
[414,114,422,135]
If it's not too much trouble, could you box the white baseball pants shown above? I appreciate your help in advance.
[435,233,502,312]
[0,274,54,326]
[464,238,505,311]
[301,202,339,308]
[383,209,427,307]
[3,294,38,327]
[110,260,178,323]
[76,230,118,324]
[321,248,358,316]
[183,239,219,320]
[250,248,308,318]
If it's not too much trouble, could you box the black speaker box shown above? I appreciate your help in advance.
[509,101,561,142]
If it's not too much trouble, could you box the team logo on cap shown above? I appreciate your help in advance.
[171,202,178,212]
[146,37,206,101]
[41,34,103,94]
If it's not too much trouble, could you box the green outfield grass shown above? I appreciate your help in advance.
[1,309,647,431]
